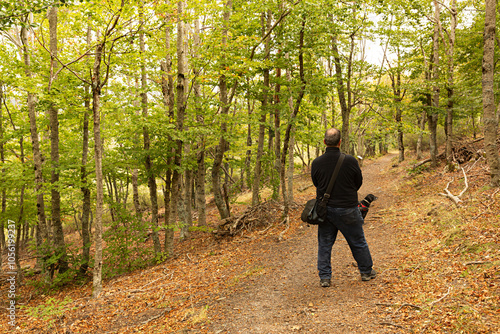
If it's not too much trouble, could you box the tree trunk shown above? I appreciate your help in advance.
[79,26,92,275]
[244,91,253,191]
[48,6,68,274]
[416,109,426,160]
[80,85,91,274]
[16,181,25,281]
[180,145,193,238]
[0,84,6,251]
[166,0,188,255]
[91,40,105,298]
[430,0,440,167]
[193,17,206,226]
[445,0,457,166]
[273,66,281,201]
[0,84,4,271]
[332,35,349,152]
[286,55,295,204]
[21,25,49,273]
[391,47,404,163]
[287,126,295,204]
[140,6,161,255]
[161,1,176,256]
[482,0,500,185]
[281,17,306,216]
[212,0,232,218]
[252,11,272,207]
[129,76,141,217]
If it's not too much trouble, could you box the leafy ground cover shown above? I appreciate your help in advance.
[374,156,500,333]
[1,150,498,333]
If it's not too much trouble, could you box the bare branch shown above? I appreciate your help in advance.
[438,167,468,206]
[430,286,452,306]
[249,0,302,60]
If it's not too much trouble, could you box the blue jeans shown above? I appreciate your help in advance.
[317,206,373,279]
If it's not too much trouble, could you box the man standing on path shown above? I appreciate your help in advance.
[311,128,376,287]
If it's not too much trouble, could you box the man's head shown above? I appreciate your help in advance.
[324,128,341,147]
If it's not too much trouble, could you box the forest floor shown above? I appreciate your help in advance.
[1,150,499,333]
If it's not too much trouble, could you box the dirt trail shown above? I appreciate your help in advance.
[206,153,401,334]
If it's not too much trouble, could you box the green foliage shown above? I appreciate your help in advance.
[408,163,429,175]
[20,296,74,327]
[103,207,153,278]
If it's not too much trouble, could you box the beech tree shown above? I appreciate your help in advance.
[482,0,500,186]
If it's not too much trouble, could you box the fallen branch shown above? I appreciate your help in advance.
[465,261,490,266]
[375,302,422,312]
[140,277,162,290]
[140,310,166,325]
[412,152,446,169]
[438,167,468,206]
[380,321,404,329]
[395,303,422,313]
[430,286,452,307]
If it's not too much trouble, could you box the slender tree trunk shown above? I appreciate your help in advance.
[252,11,272,206]
[167,0,188,255]
[332,35,349,151]
[0,84,6,251]
[418,41,432,161]
[193,17,206,226]
[16,180,25,282]
[48,6,68,274]
[245,95,253,190]
[140,6,161,255]
[444,0,457,166]
[281,17,306,215]
[0,85,4,271]
[21,25,49,273]
[80,85,91,274]
[91,40,105,298]
[161,0,176,255]
[430,0,440,167]
[287,126,295,203]
[212,0,232,218]
[131,168,140,213]
[391,48,404,163]
[286,55,295,204]
[273,4,284,199]
[79,25,92,275]
[180,144,192,238]
[131,76,141,215]
[416,109,426,160]
[181,18,193,236]
[482,0,500,185]
[273,66,281,200]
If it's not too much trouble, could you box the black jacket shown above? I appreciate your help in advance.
[311,147,362,208]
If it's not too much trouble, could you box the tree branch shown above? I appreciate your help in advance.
[249,0,302,60]
[438,167,468,206]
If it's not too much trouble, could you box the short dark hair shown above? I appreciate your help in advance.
[324,128,341,146]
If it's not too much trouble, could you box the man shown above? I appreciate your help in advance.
[311,128,376,287]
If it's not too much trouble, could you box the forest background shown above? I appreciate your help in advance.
[0,0,499,311]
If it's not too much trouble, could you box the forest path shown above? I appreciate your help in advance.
[204,152,401,334]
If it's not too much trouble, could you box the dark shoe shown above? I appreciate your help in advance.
[320,279,331,287]
[361,269,377,281]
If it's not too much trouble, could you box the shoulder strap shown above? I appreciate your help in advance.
[322,153,345,201]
